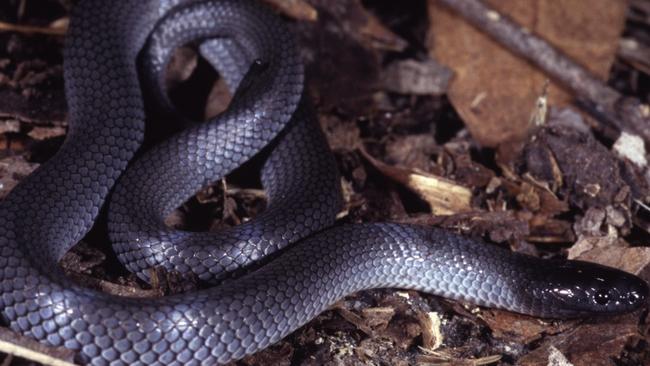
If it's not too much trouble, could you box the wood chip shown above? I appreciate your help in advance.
[360,147,472,215]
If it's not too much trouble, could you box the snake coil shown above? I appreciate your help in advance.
[0,0,647,365]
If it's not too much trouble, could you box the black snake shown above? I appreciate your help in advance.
[0,0,647,364]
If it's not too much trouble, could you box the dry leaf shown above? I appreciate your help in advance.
[573,245,650,275]
[428,0,627,146]
[480,310,573,345]
[360,147,472,215]
[516,313,641,366]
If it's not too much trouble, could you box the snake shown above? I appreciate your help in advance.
[0,0,647,365]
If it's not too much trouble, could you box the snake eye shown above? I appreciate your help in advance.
[594,289,611,305]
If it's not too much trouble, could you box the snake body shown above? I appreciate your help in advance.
[0,0,647,365]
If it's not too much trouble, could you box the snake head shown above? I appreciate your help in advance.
[540,260,648,317]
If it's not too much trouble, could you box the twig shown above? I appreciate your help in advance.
[0,327,76,366]
[0,20,67,36]
[436,0,650,142]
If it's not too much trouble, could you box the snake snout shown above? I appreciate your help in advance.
[617,274,648,309]
[547,260,649,316]
[588,266,648,314]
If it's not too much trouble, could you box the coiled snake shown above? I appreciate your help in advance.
[0,0,647,364]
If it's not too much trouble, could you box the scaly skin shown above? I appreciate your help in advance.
[0,1,646,365]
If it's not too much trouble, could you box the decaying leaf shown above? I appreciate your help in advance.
[516,312,642,366]
[360,147,472,215]
[480,310,574,345]
[428,0,627,146]
[27,126,66,140]
[572,245,650,275]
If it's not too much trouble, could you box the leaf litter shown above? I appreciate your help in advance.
[0,0,649,365]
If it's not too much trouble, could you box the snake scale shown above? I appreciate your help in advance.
[0,0,647,365]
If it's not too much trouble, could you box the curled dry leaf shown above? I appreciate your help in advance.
[428,0,627,146]
[359,147,472,215]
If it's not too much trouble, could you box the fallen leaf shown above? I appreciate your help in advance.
[573,245,650,275]
[428,0,627,146]
[480,310,573,345]
[516,313,641,366]
[360,147,472,215]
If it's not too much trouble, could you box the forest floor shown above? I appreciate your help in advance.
[0,0,650,365]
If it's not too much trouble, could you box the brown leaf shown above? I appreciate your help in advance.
[516,313,642,366]
[480,310,574,345]
[360,147,472,215]
[428,0,627,146]
[572,244,650,275]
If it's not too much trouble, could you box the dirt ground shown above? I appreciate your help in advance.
[0,0,649,365]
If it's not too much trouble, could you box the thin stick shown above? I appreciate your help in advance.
[436,0,650,142]
[0,21,67,36]
[0,328,76,366]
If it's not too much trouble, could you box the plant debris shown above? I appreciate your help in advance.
[0,0,649,365]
